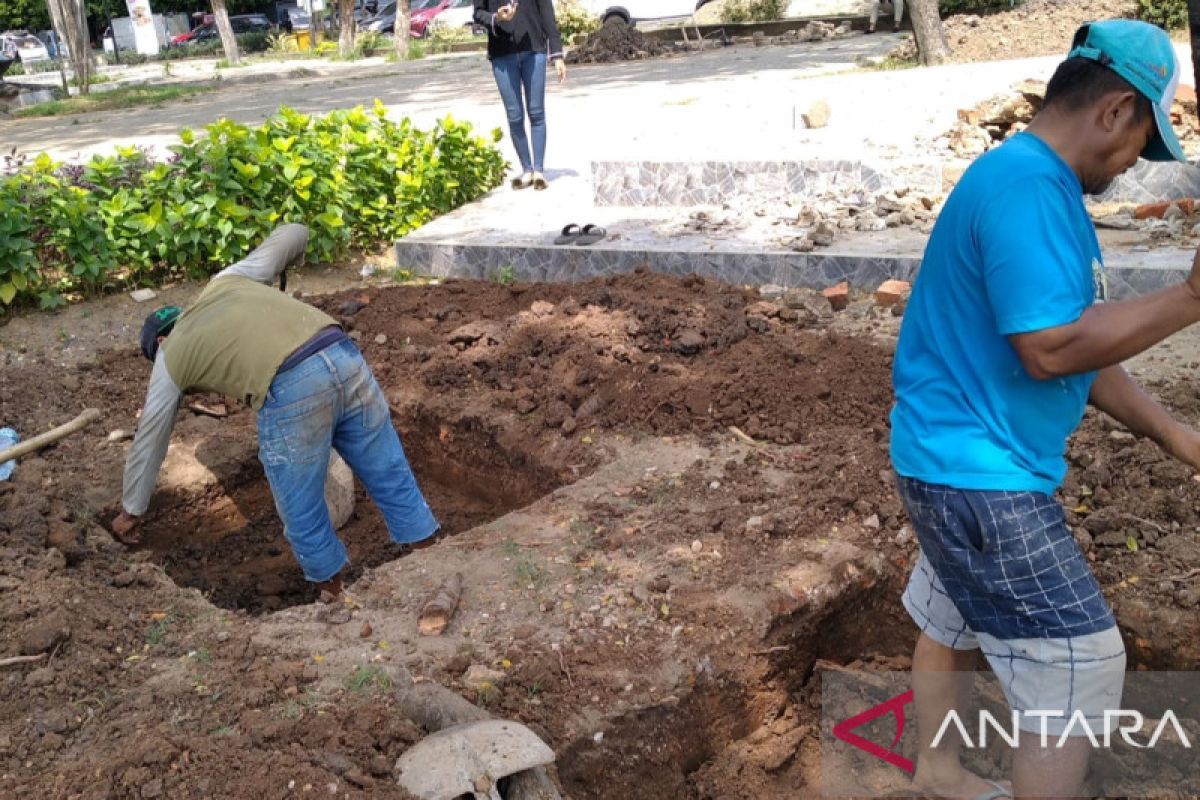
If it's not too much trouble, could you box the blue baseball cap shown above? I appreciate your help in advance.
[1068,19,1186,162]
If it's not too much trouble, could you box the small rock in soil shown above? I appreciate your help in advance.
[648,575,671,594]
[463,664,505,691]
[672,330,706,356]
[359,622,373,638]
[24,667,55,688]
[374,334,387,345]
[19,614,70,657]
[107,429,134,443]
[113,570,137,588]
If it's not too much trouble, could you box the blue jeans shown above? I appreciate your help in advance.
[491,51,547,173]
[256,339,439,583]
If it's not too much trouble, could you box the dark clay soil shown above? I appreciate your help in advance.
[2,269,1200,798]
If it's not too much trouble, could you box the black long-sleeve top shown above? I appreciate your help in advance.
[473,0,563,61]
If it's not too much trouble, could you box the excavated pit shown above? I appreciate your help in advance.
[135,408,565,615]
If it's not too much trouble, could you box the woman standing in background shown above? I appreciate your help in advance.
[474,0,567,190]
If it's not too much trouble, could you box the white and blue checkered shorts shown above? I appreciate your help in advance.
[898,476,1126,735]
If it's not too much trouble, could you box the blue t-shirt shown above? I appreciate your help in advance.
[890,132,1105,495]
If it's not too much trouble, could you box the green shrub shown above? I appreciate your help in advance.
[556,0,599,45]
[1135,0,1187,30]
[721,0,786,24]
[0,102,507,309]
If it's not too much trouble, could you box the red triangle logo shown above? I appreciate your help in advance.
[832,689,915,774]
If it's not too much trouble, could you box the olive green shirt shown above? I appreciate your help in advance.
[123,224,331,516]
[162,276,335,410]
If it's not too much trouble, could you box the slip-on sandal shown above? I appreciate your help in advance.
[511,173,533,190]
[969,780,1012,800]
[575,224,607,246]
[533,174,549,191]
[554,224,582,245]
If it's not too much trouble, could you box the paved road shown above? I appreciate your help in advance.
[4,33,905,163]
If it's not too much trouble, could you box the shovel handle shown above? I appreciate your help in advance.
[0,408,101,464]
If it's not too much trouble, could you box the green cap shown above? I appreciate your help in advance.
[1068,19,1186,162]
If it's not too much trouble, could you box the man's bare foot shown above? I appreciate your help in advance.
[111,511,141,546]
[912,766,1010,799]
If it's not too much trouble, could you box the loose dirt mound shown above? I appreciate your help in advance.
[892,0,1136,64]
[566,20,675,64]
[3,270,1200,798]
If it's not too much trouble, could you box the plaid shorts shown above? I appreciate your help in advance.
[898,476,1126,735]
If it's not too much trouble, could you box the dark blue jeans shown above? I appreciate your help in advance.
[491,51,547,173]
[256,339,439,582]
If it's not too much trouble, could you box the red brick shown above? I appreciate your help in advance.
[1179,198,1196,216]
[822,281,850,311]
[1134,201,1170,220]
[874,279,912,307]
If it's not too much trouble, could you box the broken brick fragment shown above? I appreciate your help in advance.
[1134,201,1171,220]
[822,281,850,311]
[874,279,912,308]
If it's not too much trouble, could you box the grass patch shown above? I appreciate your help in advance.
[860,54,919,71]
[345,665,394,693]
[14,84,215,118]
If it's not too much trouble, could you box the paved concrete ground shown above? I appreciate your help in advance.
[10,32,1199,293]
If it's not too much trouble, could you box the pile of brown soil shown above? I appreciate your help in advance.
[893,0,1136,64]
[565,19,676,64]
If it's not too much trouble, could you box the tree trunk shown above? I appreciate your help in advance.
[393,0,411,59]
[1189,0,1200,131]
[211,0,241,65]
[46,0,91,94]
[337,0,356,56]
[907,0,949,66]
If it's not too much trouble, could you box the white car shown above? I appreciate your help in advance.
[2,31,50,62]
[578,0,709,26]
[429,0,478,32]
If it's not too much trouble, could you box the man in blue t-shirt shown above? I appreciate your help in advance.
[892,20,1200,799]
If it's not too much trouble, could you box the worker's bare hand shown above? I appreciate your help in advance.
[1163,424,1200,474]
[496,3,517,22]
[554,59,566,84]
[110,511,141,546]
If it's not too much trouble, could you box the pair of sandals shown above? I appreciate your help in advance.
[554,224,607,246]
[512,172,549,191]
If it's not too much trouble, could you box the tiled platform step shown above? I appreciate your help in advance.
[395,238,1191,302]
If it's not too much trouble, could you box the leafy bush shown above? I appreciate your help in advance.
[267,31,301,54]
[0,103,507,309]
[1135,0,1187,30]
[721,0,786,24]
[556,0,599,45]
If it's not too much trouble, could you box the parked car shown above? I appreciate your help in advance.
[171,14,273,46]
[353,0,380,24]
[409,0,449,37]
[231,14,275,33]
[362,0,445,37]
[1,31,50,63]
[425,0,479,33]
[579,0,710,26]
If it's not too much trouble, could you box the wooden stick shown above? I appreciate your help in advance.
[0,408,101,464]
[417,572,463,636]
[0,653,47,668]
[728,425,764,447]
[1162,568,1200,583]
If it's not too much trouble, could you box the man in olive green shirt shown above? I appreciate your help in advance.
[112,224,439,599]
